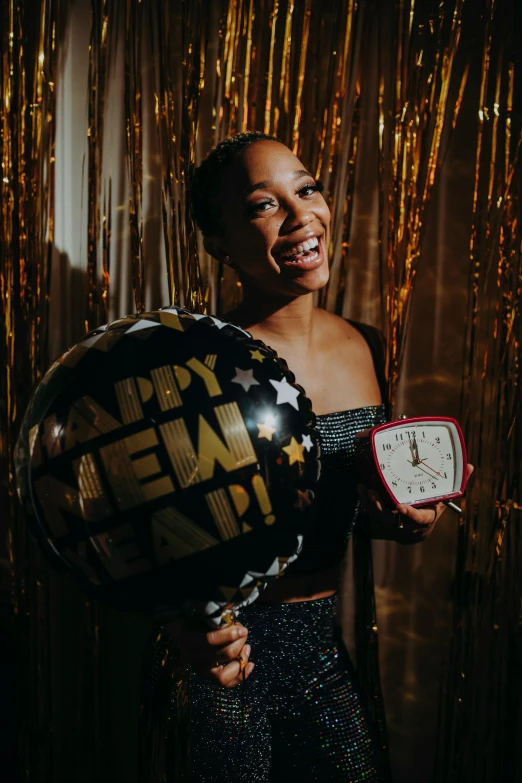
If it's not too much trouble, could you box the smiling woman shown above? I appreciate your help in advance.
[148,131,467,783]
[191,134,331,299]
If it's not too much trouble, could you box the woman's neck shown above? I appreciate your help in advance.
[226,289,316,346]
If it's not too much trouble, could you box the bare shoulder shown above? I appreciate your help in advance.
[310,309,382,412]
[313,308,378,351]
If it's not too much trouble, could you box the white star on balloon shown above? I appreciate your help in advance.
[231,367,260,392]
[269,377,300,410]
[302,434,313,452]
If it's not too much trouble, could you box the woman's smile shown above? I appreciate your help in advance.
[273,231,326,274]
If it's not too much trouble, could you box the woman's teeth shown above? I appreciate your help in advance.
[280,236,319,259]
[284,249,319,264]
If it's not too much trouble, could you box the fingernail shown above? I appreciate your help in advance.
[238,626,247,637]
[244,644,251,658]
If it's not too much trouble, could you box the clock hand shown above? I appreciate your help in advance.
[412,433,420,463]
[406,459,439,480]
[418,459,444,478]
[408,437,418,466]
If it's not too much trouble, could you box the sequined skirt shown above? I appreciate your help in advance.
[185,595,387,782]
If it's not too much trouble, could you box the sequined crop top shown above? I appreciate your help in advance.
[284,321,389,578]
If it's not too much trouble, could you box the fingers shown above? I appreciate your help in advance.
[210,644,255,688]
[395,503,439,527]
[465,463,474,481]
[167,619,247,648]
[213,635,249,664]
[169,619,250,675]
[214,661,255,689]
[182,621,255,686]
[392,501,445,545]
[206,623,248,667]
[206,622,248,648]
[164,617,255,687]
[360,485,432,541]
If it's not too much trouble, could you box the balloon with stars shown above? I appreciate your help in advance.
[14,306,321,627]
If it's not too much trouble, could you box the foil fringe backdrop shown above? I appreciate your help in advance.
[349,6,468,767]
[1,1,521,781]
[145,0,364,314]
[148,0,205,312]
[435,1,522,780]
[87,0,112,329]
[0,0,59,779]
[377,0,467,405]
[125,0,146,314]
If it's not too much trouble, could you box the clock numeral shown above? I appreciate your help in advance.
[395,433,403,441]
[382,443,392,451]
[446,453,452,460]
[443,472,447,479]
[379,463,386,470]
[435,437,440,444]
[392,481,398,488]
[420,486,425,493]
[407,486,412,494]
[422,431,426,438]
[431,482,437,489]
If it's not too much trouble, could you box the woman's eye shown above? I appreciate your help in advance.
[247,181,323,216]
[299,181,323,196]
[248,199,275,215]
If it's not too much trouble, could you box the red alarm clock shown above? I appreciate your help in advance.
[354,416,469,510]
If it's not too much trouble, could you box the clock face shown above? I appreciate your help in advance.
[373,420,464,504]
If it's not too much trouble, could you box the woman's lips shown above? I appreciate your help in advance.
[279,237,325,272]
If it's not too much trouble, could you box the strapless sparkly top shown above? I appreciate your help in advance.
[284,403,387,577]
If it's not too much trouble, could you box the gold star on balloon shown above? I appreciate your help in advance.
[250,348,265,362]
[282,437,306,466]
[257,421,276,441]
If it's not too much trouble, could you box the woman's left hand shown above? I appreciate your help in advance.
[358,464,474,545]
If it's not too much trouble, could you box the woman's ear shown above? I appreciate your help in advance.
[203,236,229,264]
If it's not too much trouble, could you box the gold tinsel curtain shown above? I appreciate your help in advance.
[0,1,521,781]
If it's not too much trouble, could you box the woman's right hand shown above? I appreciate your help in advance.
[166,618,255,688]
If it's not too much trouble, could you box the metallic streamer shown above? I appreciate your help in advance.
[320,0,363,315]
[435,1,522,780]
[1,0,59,778]
[86,0,111,329]
[125,0,145,313]
[84,6,117,775]
[377,0,466,405]
[149,0,205,310]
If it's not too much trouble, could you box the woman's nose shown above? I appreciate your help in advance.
[281,201,314,233]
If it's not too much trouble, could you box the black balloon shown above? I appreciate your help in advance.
[15,307,320,623]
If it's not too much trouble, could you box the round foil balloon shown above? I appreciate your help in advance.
[15,307,320,624]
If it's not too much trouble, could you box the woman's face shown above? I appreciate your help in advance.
[207,141,331,298]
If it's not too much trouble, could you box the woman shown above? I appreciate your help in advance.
[148,131,472,782]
